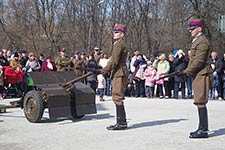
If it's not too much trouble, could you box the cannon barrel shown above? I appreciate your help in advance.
[61,67,101,92]
[61,71,94,92]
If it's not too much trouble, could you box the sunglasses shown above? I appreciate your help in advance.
[189,28,197,31]
[113,30,122,33]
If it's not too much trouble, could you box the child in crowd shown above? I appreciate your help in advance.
[209,64,218,100]
[144,61,156,98]
[97,73,106,101]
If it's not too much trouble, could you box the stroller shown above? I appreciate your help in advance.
[2,66,25,98]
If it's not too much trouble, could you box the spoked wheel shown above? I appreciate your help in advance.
[23,90,44,123]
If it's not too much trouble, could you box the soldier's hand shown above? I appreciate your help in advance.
[177,70,186,76]
[93,70,101,75]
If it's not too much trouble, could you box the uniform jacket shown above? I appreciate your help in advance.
[184,34,212,77]
[72,58,84,76]
[55,55,71,71]
[101,38,129,80]
[184,33,213,105]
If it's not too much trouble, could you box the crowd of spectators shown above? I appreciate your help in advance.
[0,48,225,101]
[126,49,225,101]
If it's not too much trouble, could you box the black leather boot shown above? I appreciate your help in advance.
[189,107,208,138]
[107,104,127,130]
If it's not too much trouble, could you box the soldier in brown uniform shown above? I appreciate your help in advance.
[183,17,213,138]
[72,51,84,76]
[101,24,129,130]
[55,48,71,71]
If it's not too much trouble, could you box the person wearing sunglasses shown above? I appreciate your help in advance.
[182,16,213,138]
[101,24,129,130]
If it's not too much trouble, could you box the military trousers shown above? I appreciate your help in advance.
[193,74,213,105]
[112,76,128,105]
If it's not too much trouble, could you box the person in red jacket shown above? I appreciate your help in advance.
[41,55,57,72]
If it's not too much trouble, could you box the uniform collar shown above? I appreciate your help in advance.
[113,38,124,45]
[192,32,203,43]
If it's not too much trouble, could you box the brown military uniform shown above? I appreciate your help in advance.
[184,34,213,105]
[72,58,84,76]
[101,38,129,105]
[55,55,71,71]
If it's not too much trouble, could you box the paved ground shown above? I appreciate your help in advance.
[0,96,225,150]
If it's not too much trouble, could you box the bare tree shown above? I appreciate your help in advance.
[0,0,224,57]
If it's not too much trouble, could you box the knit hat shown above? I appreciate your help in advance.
[188,17,204,30]
[113,24,126,33]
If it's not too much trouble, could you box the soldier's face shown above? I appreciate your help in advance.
[189,27,202,37]
[113,31,124,40]
[60,52,65,56]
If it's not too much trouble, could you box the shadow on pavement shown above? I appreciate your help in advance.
[83,113,114,120]
[0,120,3,122]
[40,117,70,123]
[210,128,225,137]
[96,103,109,111]
[129,119,188,129]
[40,113,114,125]
[0,113,25,119]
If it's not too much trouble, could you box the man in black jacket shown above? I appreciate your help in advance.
[173,49,188,99]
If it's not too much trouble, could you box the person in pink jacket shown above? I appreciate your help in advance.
[144,61,156,98]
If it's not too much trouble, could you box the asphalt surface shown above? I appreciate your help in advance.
[0,96,225,150]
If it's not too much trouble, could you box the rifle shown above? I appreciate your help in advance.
[75,67,101,74]
[61,67,102,92]
[156,69,214,81]
[155,71,180,81]
[61,71,94,92]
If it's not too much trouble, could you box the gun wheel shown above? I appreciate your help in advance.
[23,90,44,123]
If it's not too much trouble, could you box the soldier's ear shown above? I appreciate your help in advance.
[198,27,203,32]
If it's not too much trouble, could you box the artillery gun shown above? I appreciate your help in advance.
[0,71,97,123]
